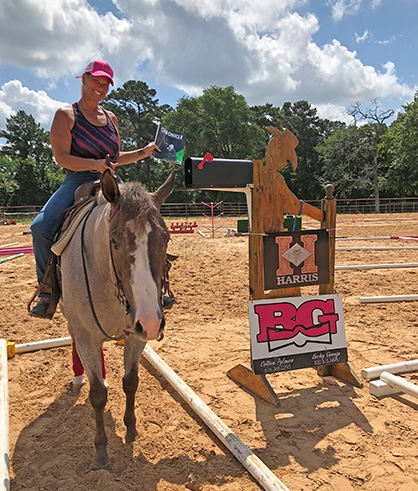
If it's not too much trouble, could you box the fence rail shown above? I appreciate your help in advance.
[1,197,418,221]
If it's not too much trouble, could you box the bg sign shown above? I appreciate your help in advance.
[263,229,329,290]
[249,294,348,375]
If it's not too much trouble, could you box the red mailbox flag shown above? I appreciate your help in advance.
[198,152,214,170]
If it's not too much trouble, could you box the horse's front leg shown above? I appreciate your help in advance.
[123,336,146,443]
[74,339,110,470]
[90,375,110,469]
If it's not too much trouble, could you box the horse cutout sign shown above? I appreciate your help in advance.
[184,127,362,404]
[226,126,362,405]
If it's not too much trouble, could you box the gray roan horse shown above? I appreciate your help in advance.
[59,168,175,470]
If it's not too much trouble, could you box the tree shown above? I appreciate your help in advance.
[165,86,265,159]
[0,111,62,205]
[0,156,18,206]
[380,93,418,197]
[163,86,266,202]
[347,99,394,211]
[264,101,337,199]
[316,124,378,198]
[102,81,173,189]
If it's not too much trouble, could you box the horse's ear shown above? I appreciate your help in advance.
[152,171,176,208]
[101,169,120,205]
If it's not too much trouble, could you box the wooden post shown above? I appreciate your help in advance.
[317,184,363,388]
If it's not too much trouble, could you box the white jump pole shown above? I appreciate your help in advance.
[0,339,10,491]
[336,236,392,241]
[14,337,72,355]
[362,359,418,380]
[365,218,418,222]
[380,372,418,400]
[359,295,418,304]
[336,263,418,271]
[0,242,19,249]
[337,246,418,251]
[143,345,289,491]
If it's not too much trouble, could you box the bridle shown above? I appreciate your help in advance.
[80,204,128,341]
[80,203,166,342]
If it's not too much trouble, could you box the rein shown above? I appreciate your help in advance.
[80,204,127,341]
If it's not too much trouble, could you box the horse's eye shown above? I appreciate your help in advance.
[111,239,119,250]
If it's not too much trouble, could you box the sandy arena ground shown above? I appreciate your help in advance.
[1,212,418,490]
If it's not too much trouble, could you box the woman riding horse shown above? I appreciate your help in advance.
[30,59,164,318]
[30,59,175,383]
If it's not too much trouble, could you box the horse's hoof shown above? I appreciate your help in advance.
[92,462,112,472]
[72,375,86,386]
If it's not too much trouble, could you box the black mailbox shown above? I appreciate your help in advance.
[185,157,253,189]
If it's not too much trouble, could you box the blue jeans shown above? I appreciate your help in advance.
[31,171,101,287]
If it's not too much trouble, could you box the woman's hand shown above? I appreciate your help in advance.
[143,142,160,158]
[94,159,118,174]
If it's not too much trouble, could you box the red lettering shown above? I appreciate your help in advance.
[254,303,297,343]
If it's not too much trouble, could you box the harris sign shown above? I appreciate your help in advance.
[263,229,329,290]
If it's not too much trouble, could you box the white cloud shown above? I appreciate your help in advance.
[355,29,372,43]
[0,0,133,86]
[0,80,65,129]
[0,0,415,127]
[328,0,362,22]
[315,103,353,124]
[327,0,381,21]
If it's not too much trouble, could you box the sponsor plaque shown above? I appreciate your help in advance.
[263,229,330,290]
[249,294,348,375]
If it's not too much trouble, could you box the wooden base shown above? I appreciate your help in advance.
[316,362,364,388]
[228,362,363,406]
[227,364,280,406]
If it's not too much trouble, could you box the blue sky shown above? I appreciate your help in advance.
[0,0,417,134]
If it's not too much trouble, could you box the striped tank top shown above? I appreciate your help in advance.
[70,102,119,162]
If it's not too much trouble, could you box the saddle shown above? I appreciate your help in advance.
[28,181,178,319]
[27,183,100,319]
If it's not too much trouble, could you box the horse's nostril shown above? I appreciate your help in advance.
[157,317,166,342]
[135,320,144,335]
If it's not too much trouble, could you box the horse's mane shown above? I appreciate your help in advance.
[118,182,154,221]
[98,182,155,225]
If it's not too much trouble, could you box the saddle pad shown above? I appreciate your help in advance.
[51,199,95,256]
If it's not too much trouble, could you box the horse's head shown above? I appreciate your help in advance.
[265,126,299,172]
[101,169,175,341]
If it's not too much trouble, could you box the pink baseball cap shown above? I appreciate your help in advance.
[77,59,114,85]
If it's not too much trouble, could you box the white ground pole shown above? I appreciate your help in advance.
[337,246,418,251]
[0,339,10,491]
[370,372,418,399]
[14,337,72,354]
[336,236,418,241]
[335,263,418,271]
[361,359,418,380]
[0,242,19,249]
[143,345,289,491]
[359,295,418,304]
[336,236,392,241]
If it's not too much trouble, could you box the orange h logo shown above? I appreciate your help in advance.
[275,234,318,276]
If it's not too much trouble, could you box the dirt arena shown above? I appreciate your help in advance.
[1,213,418,490]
